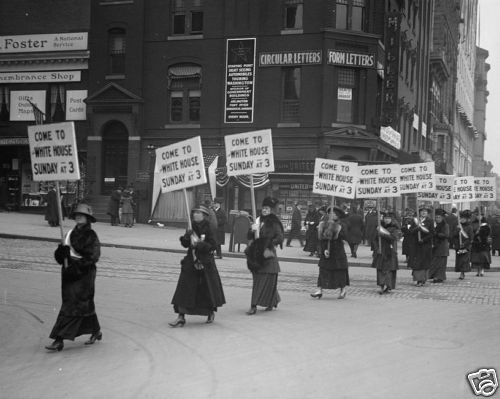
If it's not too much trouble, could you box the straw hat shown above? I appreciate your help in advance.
[71,203,96,223]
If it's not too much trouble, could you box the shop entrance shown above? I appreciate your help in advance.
[102,121,128,195]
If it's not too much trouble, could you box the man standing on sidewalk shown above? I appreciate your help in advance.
[213,197,226,259]
[286,202,304,247]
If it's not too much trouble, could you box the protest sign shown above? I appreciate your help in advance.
[224,129,274,176]
[155,136,206,193]
[312,158,357,199]
[453,176,475,203]
[416,174,455,203]
[399,161,435,194]
[27,121,80,181]
[355,164,400,198]
[474,177,497,201]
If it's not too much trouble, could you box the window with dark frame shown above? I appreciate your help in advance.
[281,67,301,122]
[172,0,203,36]
[168,64,201,124]
[50,85,66,122]
[334,0,366,32]
[108,28,126,75]
[284,0,303,29]
[0,86,9,121]
[336,67,356,123]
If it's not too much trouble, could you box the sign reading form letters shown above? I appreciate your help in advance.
[225,129,274,176]
[313,158,357,199]
[27,122,80,181]
[356,164,400,198]
[155,136,206,193]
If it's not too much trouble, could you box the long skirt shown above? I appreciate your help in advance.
[376,270,397,289]
[471,250,491,270]
[413,269,427,283]
[251,273,280,308]
[317,268,349,289]
[429,256,447,281]
[49,313,100,340]
[455,252,471,273]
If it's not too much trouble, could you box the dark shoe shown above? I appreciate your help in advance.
[206,312,215,323]
[458,274,465,280]
[246,306,257,315]
[45,339,64,351]
[85,331,103,345]
[432,279,443,283]
[310,291,323,299]
[309,252,314,257]
[168,316,186,327]
[264,306,273,311]
[338,289,346,299]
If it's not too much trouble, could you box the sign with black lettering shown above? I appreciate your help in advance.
[27,122,80,181]
[155,136,206,193]
[399,162,435,194]
[313,158,357,199]
[356,164,400,198]
[418,174,455,203]
[474,177,497,201]
[225,129,274,176]
[453,176,475,203]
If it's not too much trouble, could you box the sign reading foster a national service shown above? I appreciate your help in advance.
[27,122,80,181]
[155,136,206,193]
[313,158,357,199]
[0,32,88,54]
[225,129,274,176]
[356,164,400,198]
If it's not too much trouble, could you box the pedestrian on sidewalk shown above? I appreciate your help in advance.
[471,216,491,277]
[310,206,349,300]
[107,186,122,226]
[45,184,59,227]
[428,209,450,283]
[401,208,416,264]
[303,204,320,256]
[286,202,304,247]
[213,197,227,259]
[411,207,434,286]
[370,211,400,294]
[244,197,284,315]
[120,188,135,227]
[169,205,226,327]
[453,210,473,280]
[45,203,102,352]
[345,207,364,258]
[490,213,500,256]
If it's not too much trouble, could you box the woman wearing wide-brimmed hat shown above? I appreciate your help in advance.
[471,216,491,277]
[244,197,284,315]
[169,205,226,327]
[428,209,450,283]
[310,206,349,300]
[45,203,102,351]
[453,210,473,280]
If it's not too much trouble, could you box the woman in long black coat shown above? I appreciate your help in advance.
[453,210,474,280]
[310,207,349,299]
[471,217,491,277]
[371,212,400,294]
[245,197,284,315]
[45,203,102,351]
[169,205,226,327]
[303,205,320,256]
[428,209,450,283]
[409,208,434,286]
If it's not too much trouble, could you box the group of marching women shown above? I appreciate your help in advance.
[44,197,493,350]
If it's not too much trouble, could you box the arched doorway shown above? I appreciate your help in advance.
[102,121,128,194]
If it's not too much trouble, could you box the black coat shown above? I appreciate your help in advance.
[54,224,101,317]
[214,206,227,244]
[371,221,400,271]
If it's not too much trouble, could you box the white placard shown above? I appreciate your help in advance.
[380,126,401,150]
[400,162,435,194]
[356,164,400,198]
[0,32,88,54]
[337,88,352,100]
[224,129,274,176]
[27,122,80,181]
[66,90,87,120]
[10,90,46,121]
[155,136,206,193]
[312,158,357,199]
[0,71,81,84]
[417,174,455,203]
[453,176,475,203]
[474,177,497,202]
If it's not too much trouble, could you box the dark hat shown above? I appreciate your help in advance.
[382,211,395,218]
[419,207,432,214]
[71,203,96,223]
[262,197,279,209]
[435,208,447,217]
[192,205,210,215]
[459,210,472,219]
[327,206,346,219]
[214,197,224,204]
[318,206,327,213]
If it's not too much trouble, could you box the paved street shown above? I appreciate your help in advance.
[1,212,500,398]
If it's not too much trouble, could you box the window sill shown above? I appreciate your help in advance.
[100,0,134,5]
[164,124,201,129]
[167,35,204,41]
[277,122,300,127]
[105,74,125,80]
[280,29,303,35]
[330,123,366,129]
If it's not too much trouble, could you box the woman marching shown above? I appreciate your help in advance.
[310,206,349,300]
[453,210,474,280]
[371,211,401,294]
[411,207,435,286]
[428,209,450,283]
[244,197,284,315]
[471,216,491,277]
[45,203,102,351]
[169,205,226,327]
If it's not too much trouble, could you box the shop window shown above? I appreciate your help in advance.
[0,86,9,121]
[168,64,201,123]
[108,28,126,75]
[336,68,357,123]
[334,0,366,32]
[284,0,303,30]
[50,85,66,122]
[281,67,301,122]
[172,0,203,35]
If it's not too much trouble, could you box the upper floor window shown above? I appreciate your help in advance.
[172,0,203,35]
[50,85,66,122]
[284,0,303,30]
[0,86,9,122]
[168,64,201,123]
[108,28,126,75]
[334,0,366,32]
[281,67,301,122]
[336,68,357,123]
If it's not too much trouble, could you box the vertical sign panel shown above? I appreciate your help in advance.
[224,38,256,123]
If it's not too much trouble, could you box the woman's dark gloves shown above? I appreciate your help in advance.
[54,244,70,264]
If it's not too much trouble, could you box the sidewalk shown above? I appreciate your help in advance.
[1,211,498,270]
